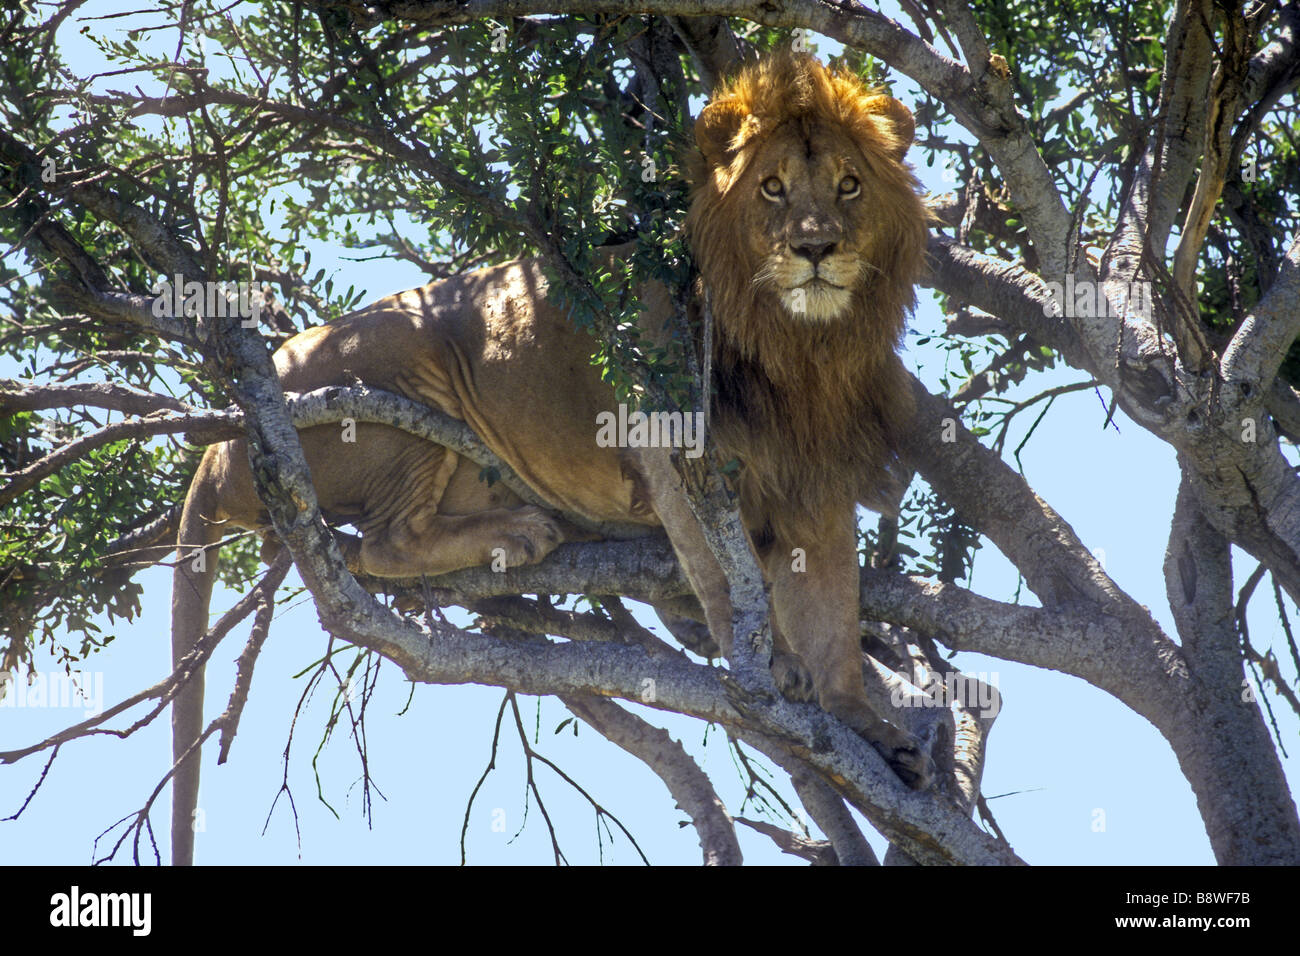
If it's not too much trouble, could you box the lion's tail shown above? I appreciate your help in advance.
[169,460,222,866]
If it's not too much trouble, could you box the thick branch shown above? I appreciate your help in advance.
[0,382,654,540]
[926,239,1300,607]
[1160,472,1300,863]
[859,569,1183,722]
[1220,232,1300,390]
[404,537,689,605]
[666,15,740,91]
[730,726,1016,865]
[1243,2,1300,105]
[1171,6,1249,318]
[1109,0,1215,266]
[923,236,1090,369]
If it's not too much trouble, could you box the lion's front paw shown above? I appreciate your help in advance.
[870,722,936,791]
[823,691,938,789]
[490,506,563,568]
[771,648,816,702]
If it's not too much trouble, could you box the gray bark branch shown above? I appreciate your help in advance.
[562,694,743,865]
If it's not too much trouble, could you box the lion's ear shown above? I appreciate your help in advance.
[695,99,750,165]
[865,94,915,160]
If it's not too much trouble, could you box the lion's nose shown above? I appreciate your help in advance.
[791,241,835,266]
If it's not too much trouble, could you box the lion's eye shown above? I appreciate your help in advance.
[838,176,861,198]
[761,177,785,200]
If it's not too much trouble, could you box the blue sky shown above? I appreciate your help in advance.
[2,2,1297,866]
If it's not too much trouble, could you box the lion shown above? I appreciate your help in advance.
[168,51,931,865]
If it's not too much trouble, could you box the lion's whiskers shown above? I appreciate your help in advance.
[855,258,884,282]
[751,262,783,293]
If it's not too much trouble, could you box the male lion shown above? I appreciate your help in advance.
[169,52,930,865]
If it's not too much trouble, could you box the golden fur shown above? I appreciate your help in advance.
[168,52,932,865]
[687,53,927,543]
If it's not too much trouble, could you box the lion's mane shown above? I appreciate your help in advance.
[685,52,929,542]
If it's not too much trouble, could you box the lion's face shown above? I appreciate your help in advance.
[686,53,927,332]
[741,123,886,323]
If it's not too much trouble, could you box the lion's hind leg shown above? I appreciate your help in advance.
[341,433,565,579]
[353,504,563,578]
[765,507,937,788]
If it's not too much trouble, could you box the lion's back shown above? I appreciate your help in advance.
[269,254,657,526]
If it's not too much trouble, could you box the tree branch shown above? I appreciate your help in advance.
[0,379,190,417]
[1108,0,1214,267]
[790,769,879,865]
[923,236,1090,368]
[665,15,740,91]
[561,694,742,865]
[734,815,836,864]
[1171,4,1250,311]
[322,0,1076,277]
[901,372,1154,619]
[925,238,1300,608]
[1159,471,1300,863]
[1220,231,1300,390]
[0,407,236,509]
[0,554,289,765]
[858,568,1181,719]
[0,382,655,539]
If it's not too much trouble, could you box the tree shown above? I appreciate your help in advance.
[1,0,1297,866]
